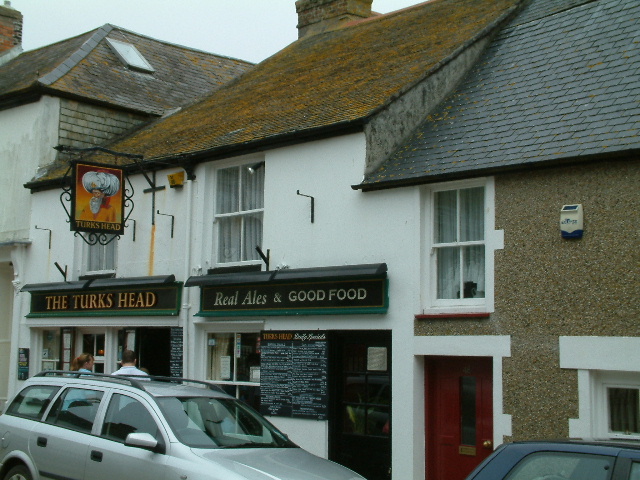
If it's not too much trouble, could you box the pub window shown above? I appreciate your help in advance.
[207,332,260,410]
[213,163,264,266]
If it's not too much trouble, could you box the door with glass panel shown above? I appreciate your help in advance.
[76,330,106,373]
[329,331,391,480]
[207,331,261,409]
[425,356,493,480]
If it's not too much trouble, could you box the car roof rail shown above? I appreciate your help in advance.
[34,370,148,390]
[144,375,226,393]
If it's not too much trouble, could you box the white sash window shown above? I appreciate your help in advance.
[214,164,264,265]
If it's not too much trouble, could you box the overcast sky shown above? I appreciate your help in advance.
[9,0,421,63]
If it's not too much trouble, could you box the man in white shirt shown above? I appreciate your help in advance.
[112,349,149,376]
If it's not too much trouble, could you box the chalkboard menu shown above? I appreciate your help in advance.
[260,331,328,420]
[170,327,183,377]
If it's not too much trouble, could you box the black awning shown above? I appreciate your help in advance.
[185,263,387,287]
[21,275,176,292]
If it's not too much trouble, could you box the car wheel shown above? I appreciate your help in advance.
[3,465,32,480]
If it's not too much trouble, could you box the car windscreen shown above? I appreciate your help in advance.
[156,396,296,449]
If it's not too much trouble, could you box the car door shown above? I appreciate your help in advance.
[29,386,104,480]
[85,392,168,480]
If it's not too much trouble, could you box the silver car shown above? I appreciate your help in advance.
[0,372,365,480]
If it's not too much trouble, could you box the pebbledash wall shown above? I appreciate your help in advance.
[415,158,640,442]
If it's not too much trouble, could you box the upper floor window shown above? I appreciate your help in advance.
[214,164,264,265]
[433,186,485,302]
[86,237,117,274]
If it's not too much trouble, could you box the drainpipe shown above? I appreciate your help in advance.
[180,174,194,378]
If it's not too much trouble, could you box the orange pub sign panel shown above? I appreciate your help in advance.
[71,162,125,235]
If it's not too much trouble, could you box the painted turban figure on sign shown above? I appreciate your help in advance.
[78,170,121,223]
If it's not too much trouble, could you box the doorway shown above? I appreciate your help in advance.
[329,331,391,480]
[425,356,493,480]
[76,329,106,373]
[136,327,171,376]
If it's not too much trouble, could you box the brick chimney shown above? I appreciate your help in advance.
[296,0,374,38]
[0,0,22,53]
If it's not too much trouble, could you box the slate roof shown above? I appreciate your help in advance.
[0,25,253,115]
[65,0,521,167]
[358,0,640,190]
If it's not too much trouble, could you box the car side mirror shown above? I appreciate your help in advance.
[125,432,165,454]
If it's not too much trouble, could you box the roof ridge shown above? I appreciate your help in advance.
[38,24,114,86]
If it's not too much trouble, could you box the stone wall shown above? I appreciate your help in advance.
[415,158,640,440]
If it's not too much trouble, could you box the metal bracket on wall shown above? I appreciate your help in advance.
[296,190,315,223]
[35,225,52,249]
[156,210,175,238]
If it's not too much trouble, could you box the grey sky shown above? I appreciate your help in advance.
[9,0,421,63]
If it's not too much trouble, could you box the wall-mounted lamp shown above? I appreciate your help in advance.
[247,162,265,174]
[167,171,184,188]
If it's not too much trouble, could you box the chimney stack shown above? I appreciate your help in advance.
[296,0,374,38]
[0,0,22,54]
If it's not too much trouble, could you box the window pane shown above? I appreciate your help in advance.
[435,190,457,243]
[243,213,263,261]
[437,247,460,299]
[460,187,484,241]
[87,237,116,272]
[235,332,261,382]
[208,333,235,381]
[47,388,103,433]
[462,245,485,298]
[102,394,159,442]
[6,385,60,419]
[460,376,476,445]
[609,387,640,434]
[216,167,239,214]
[218,217,242,263]
[242,167,264,211]
[505,452,613,480]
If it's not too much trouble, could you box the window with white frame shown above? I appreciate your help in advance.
[214,164,264,265]
[594,371,640,440]
[86,237,117,274]
[431,185,486,304]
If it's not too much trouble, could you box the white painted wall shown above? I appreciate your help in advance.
[16,132,424,478]
[0,96,60,243]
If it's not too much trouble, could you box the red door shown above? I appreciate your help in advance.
[425,356,493,480]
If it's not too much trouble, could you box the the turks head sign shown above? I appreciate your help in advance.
[71,163,125,235]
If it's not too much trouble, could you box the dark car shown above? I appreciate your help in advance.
[464,440,640,480]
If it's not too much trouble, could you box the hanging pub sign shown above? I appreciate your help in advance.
[70,162,125,235]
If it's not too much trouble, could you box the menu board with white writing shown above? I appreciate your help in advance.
[260,331,328,420]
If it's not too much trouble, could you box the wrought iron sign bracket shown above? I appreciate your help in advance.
[56,145,139,246]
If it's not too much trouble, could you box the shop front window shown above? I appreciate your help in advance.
[207,332,261,409]
[42,329,61,371]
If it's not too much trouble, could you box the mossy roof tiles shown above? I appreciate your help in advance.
[86,0,520,164]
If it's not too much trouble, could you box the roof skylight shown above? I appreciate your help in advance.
[106,38,155,73]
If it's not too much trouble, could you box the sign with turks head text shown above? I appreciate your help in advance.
[71,162,125,235]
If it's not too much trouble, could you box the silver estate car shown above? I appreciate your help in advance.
[0,372,365,480]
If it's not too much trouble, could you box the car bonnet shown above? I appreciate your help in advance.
[193,447,364,480]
